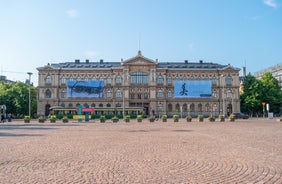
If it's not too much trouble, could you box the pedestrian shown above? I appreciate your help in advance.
[1,114,4,123]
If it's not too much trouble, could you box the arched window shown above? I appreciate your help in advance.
[167,90,172,98]
[168,103,173,112]
[116,89,122,98]
[77,75,81,81]
[226,89,233,98]
[212,103,218,112]
[45,75,52,84]
[167,76,172,85]
[183,104,187,112]
[45,89,51,98]
[106,103,111,107]
[91,103,95,107]
[157,89,163,98]
[61,89,66,98]
[226,76,232,85]
[205,103,210,112]
[106,75,112,85]
[198,104,203,112]
[61,76,66,84]
[212,90,217,98]
[99,103,103,107]
[106,90,112,98]
[190,104,195,112]
[175,104,180,112]
[115,75,122,84]
[68,103,73,107]
[212,76,217,86]
[157,75,164,84]
[84,103,89,108]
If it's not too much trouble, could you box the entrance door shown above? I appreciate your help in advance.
[227,103,232,116]
[45,104,51,116]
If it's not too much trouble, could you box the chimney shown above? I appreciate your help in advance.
[185,60,188,64]
[199,60,203,64]
[100,59,103,64]
[75,59,80,64]
[86,59,89,63]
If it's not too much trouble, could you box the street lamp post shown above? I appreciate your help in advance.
[27,72,32,117]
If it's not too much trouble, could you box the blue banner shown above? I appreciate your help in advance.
[67,80,104,98]
[174,80,212,98]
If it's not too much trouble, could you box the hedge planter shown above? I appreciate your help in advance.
[100,116,106,123]
[148,116,155,122]
[24,116,30,123]
[208,116,215,122]
[38,116,45,123]
[124,116,130,123]
[219,115,225,122]
[198,115,204,122]
[137,115,143,123]
[62,117,69,123]
[229,114,235,122]
[112,117,119,123]
[185,115,192,122]
[173,115,179,122]
[161,115,167,122]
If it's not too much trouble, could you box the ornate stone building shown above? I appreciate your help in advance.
[37,51,241,117]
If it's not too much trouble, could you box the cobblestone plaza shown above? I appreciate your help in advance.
[0,119,282,183]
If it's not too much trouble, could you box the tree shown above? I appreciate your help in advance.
[260,72,282,114]
[0,82,37,118]
[240,73,263,116]
[240,72,282,116]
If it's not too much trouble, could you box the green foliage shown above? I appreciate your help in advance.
[229,114,235,121]
[198,115,204,120]
[161,115,167,120]
[218,114,225,119]
[62,116,69,123]
[185,115,192,121]
[241,73,282,115]
[137,115,143,120]
[208,115,215,121]
[173,115,179,121]
[24,116,30,121]
[0,82,37,118]
[148,116,155,121]
[38,116,45,122]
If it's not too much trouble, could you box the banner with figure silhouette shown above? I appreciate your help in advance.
[67,80,104,98]
[174,80,212,98]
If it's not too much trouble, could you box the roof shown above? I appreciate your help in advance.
[37,51,239,71]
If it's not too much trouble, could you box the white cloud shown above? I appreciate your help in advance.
[65,9,78,18]
[263,0,278,8]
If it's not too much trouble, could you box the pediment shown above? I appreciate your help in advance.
[122,50,157,66]
[36,64,56,71]
[222,65,240,72]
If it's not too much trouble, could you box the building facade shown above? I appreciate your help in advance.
[37,51,241,117]
[254,63,282,89]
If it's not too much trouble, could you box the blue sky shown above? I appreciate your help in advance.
[0,0,281,85]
